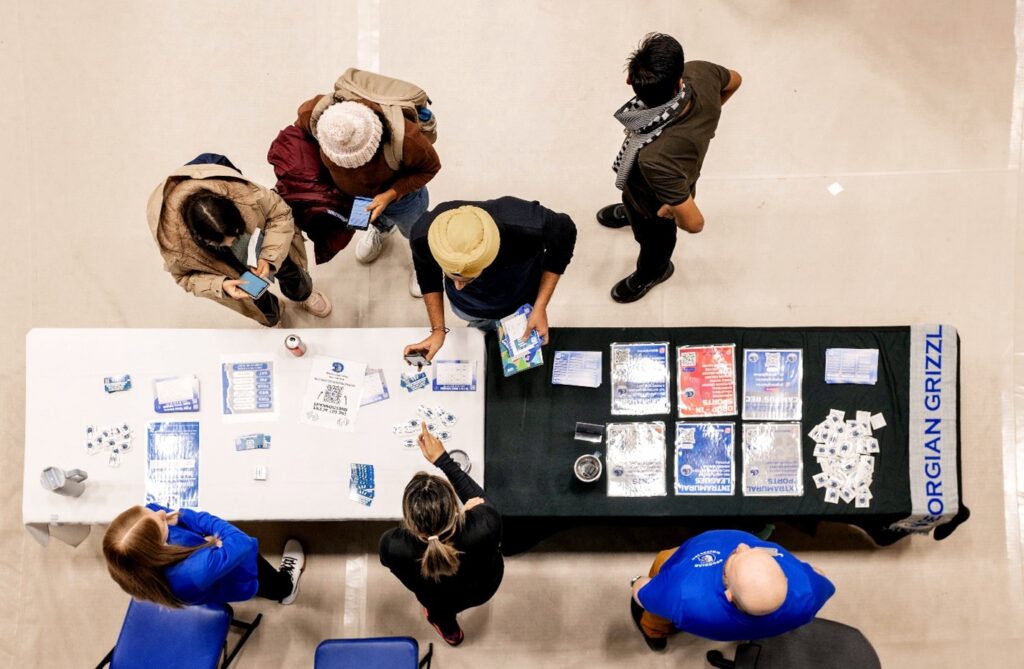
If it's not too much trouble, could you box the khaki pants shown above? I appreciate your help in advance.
[640,547,679,638]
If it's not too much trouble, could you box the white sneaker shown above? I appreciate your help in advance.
[299,289,332,318]
[408,266,422,298]
[354,225,393,264]
[279,539,305,605]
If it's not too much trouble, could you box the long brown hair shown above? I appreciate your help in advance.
[402,473,464,582]
[102,506,215,608]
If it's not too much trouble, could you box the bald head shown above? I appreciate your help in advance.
[724,545,788,616]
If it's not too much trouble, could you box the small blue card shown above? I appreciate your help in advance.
[349,463,375,506]
[552,351,602,388]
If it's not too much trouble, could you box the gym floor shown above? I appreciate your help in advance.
[1,1,1022,666]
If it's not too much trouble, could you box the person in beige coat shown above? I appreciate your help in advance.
[147,157,332,326]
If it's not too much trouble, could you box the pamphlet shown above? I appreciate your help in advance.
[145,422,200,508]
[605,421,667,497]
[360,368,390,406]
[610,342,671,415]
[153,375,200,413]
[742,349,803,420]
[349,463,375,507]
[676,344,737,418]
[300,356,367,431]
[674,422,735,495]
[552,351,602,388]
[221,357,276,422]
[824,348,879,385]
[741,422,804,496]
[497,305,544,377]
[432,360,478,391]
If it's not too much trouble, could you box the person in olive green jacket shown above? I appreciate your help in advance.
[146,155,332,326]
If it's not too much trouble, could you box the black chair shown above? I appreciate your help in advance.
[96,598,262,669]
[706,618,881,669]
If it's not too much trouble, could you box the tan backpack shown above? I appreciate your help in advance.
[309,68,437,171]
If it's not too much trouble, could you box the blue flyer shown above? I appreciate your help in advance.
[674,422,735,495]
[221,359,276,419]
[824,348,878,385]
[742,349,803,420]
[145,422,200,509]
[432,360,478,391]
[153,375,200,413]
[552,351,602,388]
[360,368,390,405]
[349,463,375,506]
[610,342,671,415]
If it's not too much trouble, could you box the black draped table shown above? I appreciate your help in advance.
[483,325,968,548]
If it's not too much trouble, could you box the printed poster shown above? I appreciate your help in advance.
[742,349,803,420]
[674,422,735,495]
[741,422,804,496]
[221,356,277,422]
[605,421,668,497]
[145,422,200,509]
[611,342,671,415]
[676,344,737,418]
[301,356,367,431]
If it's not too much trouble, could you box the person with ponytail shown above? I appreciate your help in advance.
[379,423,503,646]
[102,504,305,608]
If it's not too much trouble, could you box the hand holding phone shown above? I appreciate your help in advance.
[238,270,269,299]
[348,196,373,230]
[403,350,432,368]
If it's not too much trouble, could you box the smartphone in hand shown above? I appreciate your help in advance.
[404,350,432,367]
[239,270,269,298]
[348,196,373,230]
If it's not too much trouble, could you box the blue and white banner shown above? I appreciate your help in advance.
[890,324,960,533]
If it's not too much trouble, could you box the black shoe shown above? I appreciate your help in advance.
[596,203,630,228]
[630,597,667,651]
[611,262,675,303]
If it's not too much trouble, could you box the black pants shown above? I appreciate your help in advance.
[425,606,461,635]
[624,184,696,284]
[256,555,293,601]
[254,256,313,326]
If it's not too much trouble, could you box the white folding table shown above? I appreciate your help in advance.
[23,328,486,545]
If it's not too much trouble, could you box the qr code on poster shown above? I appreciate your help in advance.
[321,384,344,405]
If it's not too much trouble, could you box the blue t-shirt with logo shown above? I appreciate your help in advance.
[637,530,835,642]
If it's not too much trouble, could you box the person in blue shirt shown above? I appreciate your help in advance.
[102,504,305,608]
[630,530,835,650]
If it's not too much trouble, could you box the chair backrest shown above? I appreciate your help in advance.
[740,618,881,669]
[111,599,231,669]
[314,637,420,669]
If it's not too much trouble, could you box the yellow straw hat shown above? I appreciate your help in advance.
[427,206,500,278]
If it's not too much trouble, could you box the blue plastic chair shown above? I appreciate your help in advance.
[96,599,262,669]
[314,638,433,669]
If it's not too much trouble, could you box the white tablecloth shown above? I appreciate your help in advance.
[23,328,486,543]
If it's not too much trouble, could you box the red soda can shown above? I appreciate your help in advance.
[284,334,307,357]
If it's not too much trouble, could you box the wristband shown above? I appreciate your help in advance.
[430,327,450,334]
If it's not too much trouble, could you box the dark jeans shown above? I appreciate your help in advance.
[254,256,313,326]
[256,555,293,601]
[623,183,696,284]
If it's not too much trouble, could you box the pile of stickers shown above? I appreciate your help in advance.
[85,423,133,467]
[392,404,458,448]
[349,463,375,507]
[808,409,886,508]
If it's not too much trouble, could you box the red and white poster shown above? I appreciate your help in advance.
[676,344,737,418]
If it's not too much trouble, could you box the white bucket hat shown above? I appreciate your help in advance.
[315,101,383,169]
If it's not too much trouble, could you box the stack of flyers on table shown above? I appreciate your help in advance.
[610,342,671,415]
[497,304,544,377]
[432,360,478,391]
[676,344,737,418]
[400,369,430,393]
[361,369,390,405]
[808,409,885,507]
[221,358,277,421]
[393,404,457,449]
[85,422,134,467]
[349,463,375,506]
[551,351,602,388]
[103,374,132,393]
[153,375,201,413]
[824,348,879,385]
[605,421,667,497]
[235,433,271,451]
[741,423,803,496]
[674,422,735,495]
[742,349,803,420]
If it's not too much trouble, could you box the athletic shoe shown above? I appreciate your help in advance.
[299,289,332,318]
[630,596,667,651]
[354,225,393,264]
[279,539,305,605]
[408,266,423,298]
[596,203,630,228]
[423,608,464,646]
[610,262,675,303]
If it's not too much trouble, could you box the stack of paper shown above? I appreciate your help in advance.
[741,423,804,496]
[497,304,544,377]
[552,351,602,388]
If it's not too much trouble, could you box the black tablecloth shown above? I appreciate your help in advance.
[483,327,966,545]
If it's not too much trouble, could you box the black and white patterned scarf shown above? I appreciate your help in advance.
[612,85,691,190]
